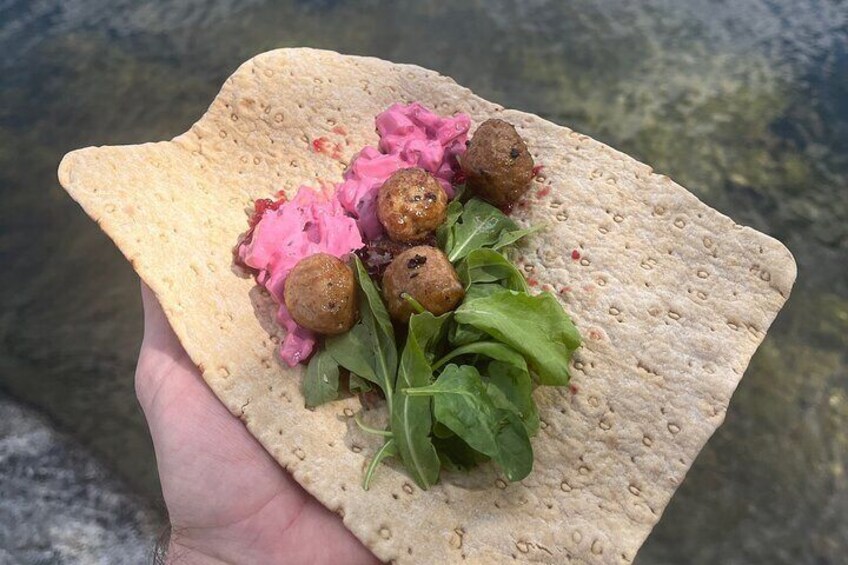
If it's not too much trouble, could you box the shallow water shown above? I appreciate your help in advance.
[0,391,159,563]
[0,0,846,562]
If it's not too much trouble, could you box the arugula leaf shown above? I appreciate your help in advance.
[486,361,539,435]
[391,311,449,489]
[405,365,500,457]
[446,284,509,347]
[443,199,537,262]
[433,434,487,471]
[363,438,397,491]
[463,283,509,302]
[354,414,392,437]
[401,292,426,315]
[447,321,488,347]
[302,347,340,408]
[353,256,398,391]
[432,344,538,435]
[436,198,463,250]
[455,291,581,386]
[326,256,398,412]
[491,410,533,481]
[348,373,372,395]
[492,225,542,252]
[449,248,529,347]
[433,422,455,439]
[433,340,528,372]
[325,324,378,383]
[405,364,534,481]
[457,248,529,293]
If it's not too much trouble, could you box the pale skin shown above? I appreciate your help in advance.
[135,283,380,564]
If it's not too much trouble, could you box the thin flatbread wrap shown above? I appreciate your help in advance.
[57,48,796,564]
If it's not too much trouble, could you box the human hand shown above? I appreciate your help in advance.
[135,282,379,564]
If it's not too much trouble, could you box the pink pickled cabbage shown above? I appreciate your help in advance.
[337,103,470,239]
[239,103,469,366]
[238,186,363,366]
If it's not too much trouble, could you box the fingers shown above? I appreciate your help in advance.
[140,282,185,361]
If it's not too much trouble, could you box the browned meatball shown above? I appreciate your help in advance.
[377,168,448,242]
[460,119,535,207]
[284,253,358,335]
[382,246,464,323]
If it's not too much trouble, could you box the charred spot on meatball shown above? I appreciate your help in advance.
[377,168,448,242]
[382,246,464,323]
[460,118,535,207]
[355,233,436,279]
[284,253,358,335]
[407,253,428,269]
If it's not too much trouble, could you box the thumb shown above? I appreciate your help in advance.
[134,282,193,414]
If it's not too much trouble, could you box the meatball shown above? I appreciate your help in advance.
[284,253,358,335]
[460,118,535,207]
[377,168,448,242]
[382,246,465,323]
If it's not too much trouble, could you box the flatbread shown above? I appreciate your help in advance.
[57,48,795,563]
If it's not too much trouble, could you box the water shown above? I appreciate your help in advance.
[1,1,846,562]
[0,392,159,563]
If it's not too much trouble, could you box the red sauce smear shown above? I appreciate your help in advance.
[532,164,544,177]
[332,125,348,136]
[312,136,345,160]
[249,197,287,229]
[311,136,331,154]
[536,186,551,199]
[571,249,581,260]
[569,384,579,395]
[527,277,538,287]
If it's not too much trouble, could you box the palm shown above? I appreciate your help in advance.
[136,284,378,564]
